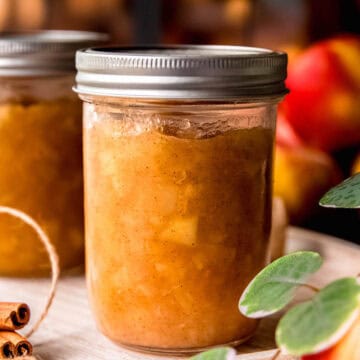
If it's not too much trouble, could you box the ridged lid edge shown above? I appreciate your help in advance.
[75,45,288,99]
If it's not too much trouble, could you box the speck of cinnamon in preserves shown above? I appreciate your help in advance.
[85,116,273,349]
[0,98,83,276]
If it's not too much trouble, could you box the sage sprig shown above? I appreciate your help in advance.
[320,173,360,208]
[239,251,322,318]
[195,251,360,359]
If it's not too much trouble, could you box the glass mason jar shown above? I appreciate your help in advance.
[75,46,287,354]
[0,31,107,276]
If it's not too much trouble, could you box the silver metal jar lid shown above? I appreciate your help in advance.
[74,45,288,100]
[0,31,108,77]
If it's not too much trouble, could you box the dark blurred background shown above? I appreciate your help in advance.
[0,0,358,47]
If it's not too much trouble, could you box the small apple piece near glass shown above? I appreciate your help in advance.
[191,175,360,360]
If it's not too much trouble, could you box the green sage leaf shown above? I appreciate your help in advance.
[191,347,236,360]
[239,251,322,318]
[276,277,360,356]
[320,173,360,208]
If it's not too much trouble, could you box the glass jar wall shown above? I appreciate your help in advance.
[75,45,287,354]
[83,98,278,352]
[0,31,106,276]
[0,75,83,275]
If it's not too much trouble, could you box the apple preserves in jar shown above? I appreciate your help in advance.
[0,31,107,276]
[0,88,83,275]
[75,46,287,354]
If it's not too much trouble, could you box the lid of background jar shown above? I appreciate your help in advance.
[0,31,108,76]
[74,45,288,100]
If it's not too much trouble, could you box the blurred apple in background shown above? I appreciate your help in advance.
[274,111,343,224]
[276,111,304,148]
[274,143,342,223]
[274,35,360,227]
[282,35,360,152]
[352,153,360,174]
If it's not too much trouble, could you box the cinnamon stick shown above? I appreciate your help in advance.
[0,303,30,331]
[0,332,32,357]
[0,334,15,359]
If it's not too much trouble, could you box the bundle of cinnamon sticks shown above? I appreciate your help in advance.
[0,303,32,358]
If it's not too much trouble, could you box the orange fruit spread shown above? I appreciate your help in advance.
[84,118,273,349]
[0,98,84,276]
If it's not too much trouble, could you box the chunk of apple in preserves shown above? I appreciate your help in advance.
[159,216,198,246]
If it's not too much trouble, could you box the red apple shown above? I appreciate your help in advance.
[274,143,342,223]
[352,153,360,175]
[282,35,360,152]
[276,111,304,148]
[301,313,360,360]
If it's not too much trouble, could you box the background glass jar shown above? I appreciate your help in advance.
[75,46,287,354]
[0,31,107,276]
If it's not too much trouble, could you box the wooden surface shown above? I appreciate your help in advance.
[0,227,359,360]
